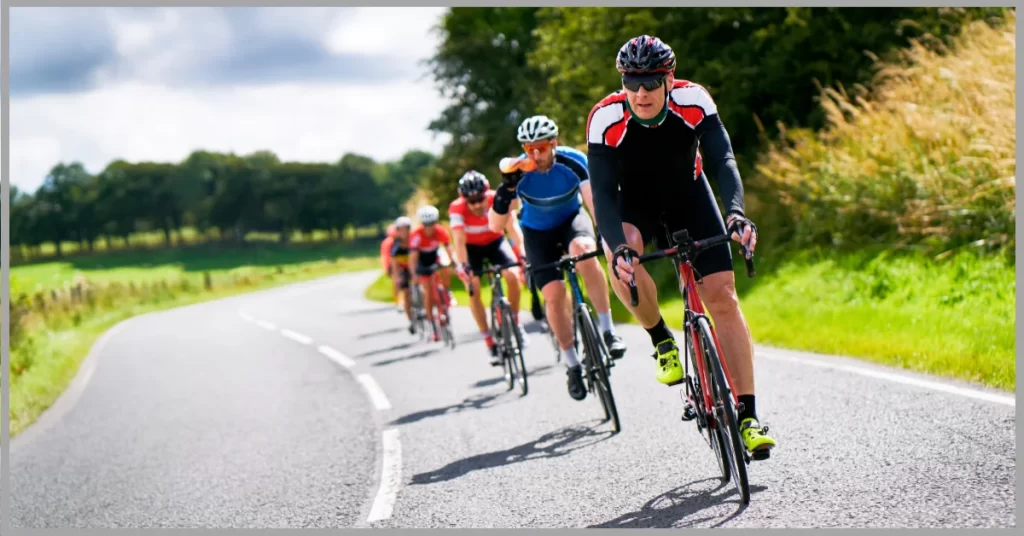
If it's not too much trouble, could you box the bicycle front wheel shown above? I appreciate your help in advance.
[502,302,528,396]
[579,307,620,433]
[685,322,730,482]
[696,315,750,504]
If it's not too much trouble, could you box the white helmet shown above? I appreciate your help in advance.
[517,115,559,143]
[416,205,440,225]
[395,216,412,228]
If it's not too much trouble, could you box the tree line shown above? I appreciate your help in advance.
[9,149,436,259]
[420,7,1010,231]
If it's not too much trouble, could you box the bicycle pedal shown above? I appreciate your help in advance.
[751,449,771,461]
[664,379,684,387]
[680,405,697,422]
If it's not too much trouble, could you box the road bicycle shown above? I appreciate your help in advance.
[528,249,621,433]
[403,270,430,338]
[419,265,456,349]
[468,260,529,396]
[624,227,759,504]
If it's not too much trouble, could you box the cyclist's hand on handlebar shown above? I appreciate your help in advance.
[611,244,639,283]
[726,213,758,257]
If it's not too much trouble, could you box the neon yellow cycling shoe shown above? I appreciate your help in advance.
[740,418,776,459]
[653,339,684,385]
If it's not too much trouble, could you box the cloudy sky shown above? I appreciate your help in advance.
[7,6,451,193]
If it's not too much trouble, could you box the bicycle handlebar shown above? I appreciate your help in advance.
[524,247,604,275]
[623,230,756,307]
[465,260,525,297]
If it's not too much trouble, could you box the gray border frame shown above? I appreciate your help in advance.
[1,0,1019,533]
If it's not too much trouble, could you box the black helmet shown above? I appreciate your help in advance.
[616,35,676,77]
[457,170,489,197]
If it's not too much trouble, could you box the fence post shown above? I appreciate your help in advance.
[204,272,212,291]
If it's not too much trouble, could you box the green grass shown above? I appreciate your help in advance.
[9,242,381,438]
[366,249,1015,391]
[12,240,382,294]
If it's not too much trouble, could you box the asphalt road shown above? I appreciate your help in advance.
[9,270,1017,528]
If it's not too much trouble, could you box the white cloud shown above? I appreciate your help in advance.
[9,7,452,193]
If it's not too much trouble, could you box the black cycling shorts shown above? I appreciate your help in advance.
[395,266,411,289]
[467,236,519,276]
[620,172,733,278]
[522,209,598,290]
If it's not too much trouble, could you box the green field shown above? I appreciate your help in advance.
[366,248,1015,392]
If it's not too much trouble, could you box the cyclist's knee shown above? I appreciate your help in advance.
[568,236,596,256]
[701,272,739,311]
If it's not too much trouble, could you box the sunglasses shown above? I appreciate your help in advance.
[522,140,554,153]
[466,195,487,205]
[622,75,667,92]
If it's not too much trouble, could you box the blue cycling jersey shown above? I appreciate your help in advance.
[516,145,590,231]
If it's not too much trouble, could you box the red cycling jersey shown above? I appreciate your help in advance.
[409,225,451,266]
[448,190,504,246]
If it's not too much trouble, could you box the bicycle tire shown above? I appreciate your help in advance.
[685,323,730,482]
[579,306,620,433]
[502,302,528,395]
[696,315,750,504]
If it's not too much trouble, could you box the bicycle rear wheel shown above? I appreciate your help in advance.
[579,307,620,433]
[695,315,750,504]
[502,302,528,396]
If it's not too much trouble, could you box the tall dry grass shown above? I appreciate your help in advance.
[754,11,1015,256]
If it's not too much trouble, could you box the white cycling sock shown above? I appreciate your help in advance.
[597,311,614,334]
[561,347,580,367]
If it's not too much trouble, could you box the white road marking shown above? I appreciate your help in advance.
[255,320,277,331]
[367,428,402,523]
[238,309,255,323]
[318,345,356,368]
[760,350,1016,407]
[357,374,392,411]
[280,329,313,345]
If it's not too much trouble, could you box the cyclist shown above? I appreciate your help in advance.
[449,170,529,365]
[586,34,776,456]
[389,216,417,334]
[408,205,457,342]
[380,224,401,311]
[490,114,627,402]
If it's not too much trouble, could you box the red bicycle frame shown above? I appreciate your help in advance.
[676,259,739,413]
[421,269,450,327]
[629,230,756,416]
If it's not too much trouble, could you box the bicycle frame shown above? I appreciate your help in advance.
[632,229,756,415]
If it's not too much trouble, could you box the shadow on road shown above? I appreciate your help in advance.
[372,349,440,367]
[356,340,419,358]
[589,477,767,528]
[389,393,511,426]
[470,364,557,389]
[410,419,614,486]
[358,326,408,339]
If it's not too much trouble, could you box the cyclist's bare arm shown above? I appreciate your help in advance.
[488,197,520,234]
[579,180,598,226]
[451,226,470,268]
[504,210,527,259]
[408,249,420,271]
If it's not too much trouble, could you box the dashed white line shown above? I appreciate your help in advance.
[367,428,402,523]
[238,310,255,323]
[319,345,356,368]
[760,350,1016,407]
[280,329,313,345]
[357,374,392,410]
[255,320,277,331]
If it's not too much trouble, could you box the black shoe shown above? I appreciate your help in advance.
[604,331,626,359]
[488,344,501,366]
[409,323,416,335]
[566,365,586,401]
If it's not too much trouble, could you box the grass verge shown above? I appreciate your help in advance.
[9,245,379,438]
[366,249,1015,392]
